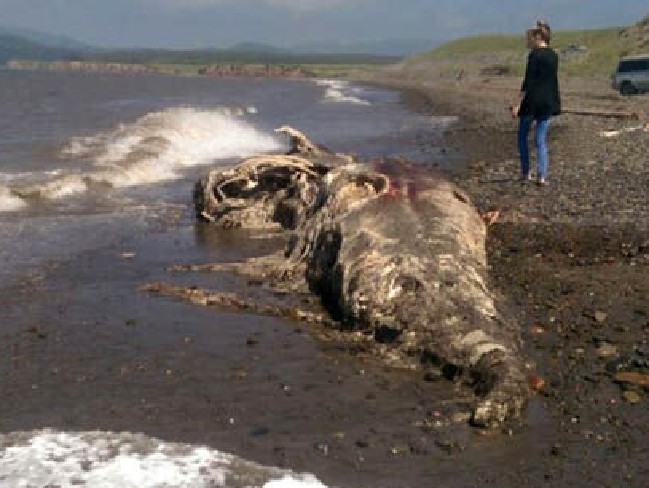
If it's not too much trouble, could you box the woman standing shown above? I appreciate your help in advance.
[511,21,561,185]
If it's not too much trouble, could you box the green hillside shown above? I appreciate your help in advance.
[403,23,648,77]
[0,34,79,64]
[88,48,398,66]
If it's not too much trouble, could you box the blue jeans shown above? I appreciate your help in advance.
[518,115,551,180]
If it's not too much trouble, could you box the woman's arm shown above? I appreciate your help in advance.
[521,51,533,93]
[511,51,534,117]
[510,90,525,117]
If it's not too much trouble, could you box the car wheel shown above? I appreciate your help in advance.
[620,82,637,95]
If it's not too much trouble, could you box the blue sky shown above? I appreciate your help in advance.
[0,0,647,48]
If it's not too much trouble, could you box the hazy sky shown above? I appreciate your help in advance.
[1,0,647,48]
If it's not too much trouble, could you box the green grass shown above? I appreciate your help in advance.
[405,27,635,77]
[411,33,529,61]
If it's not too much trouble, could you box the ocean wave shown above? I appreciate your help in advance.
[0,185,26,212]
[61,106,281,188]
[0,169,63,184]
[14,174,90,200]
[2,106,281,206]
[0,429,330,488]
[315,79,371,106]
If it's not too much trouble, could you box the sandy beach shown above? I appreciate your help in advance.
[1,73,648,487]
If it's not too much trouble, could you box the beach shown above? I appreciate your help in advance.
[1,70,648,487]
[396,75,649,485]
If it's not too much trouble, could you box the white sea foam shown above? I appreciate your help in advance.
[0,169,63,183]
[61,106,282,188]
[316,79,371,106]
[16,174,89,200]
[0,185,26,212]
[0,429,330,488]
[3,107,281,205]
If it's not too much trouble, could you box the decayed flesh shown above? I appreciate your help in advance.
[147,127,532,428]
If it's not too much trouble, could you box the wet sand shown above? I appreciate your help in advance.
[2,77,649,487]
[1,223,538,488]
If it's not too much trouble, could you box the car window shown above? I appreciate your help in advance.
[618,59,649,73]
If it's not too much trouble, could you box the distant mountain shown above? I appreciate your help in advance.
[293,38,442,57]
[226,42,291,54]
[0,26,400,67]
[91,47,398,66]
[0,25,93,51]
[0,33,82,64]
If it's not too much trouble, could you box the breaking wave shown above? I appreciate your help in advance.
[0,185,26,212]
[316,80,371,106]
[5,106,282,204]
[0,429,329,488]
[63,106,281,187]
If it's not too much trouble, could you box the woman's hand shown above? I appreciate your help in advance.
[510,91,525,118]
[510,103,520,118]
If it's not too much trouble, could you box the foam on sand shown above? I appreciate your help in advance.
[0,429,331,488]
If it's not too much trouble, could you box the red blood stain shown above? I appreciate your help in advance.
[369,158,445,203]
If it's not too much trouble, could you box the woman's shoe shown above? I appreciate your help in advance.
[536,178,547,186]
[520,173,532,181]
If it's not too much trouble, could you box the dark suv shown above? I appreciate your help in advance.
[612,54,649,95]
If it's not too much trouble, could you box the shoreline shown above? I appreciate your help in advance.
[3,57,398,80]
[383,74,649,224]
[4,60,323,78]
[0,74,648,487]
[384,75,649,485]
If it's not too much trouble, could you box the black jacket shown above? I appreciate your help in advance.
[520,47,561,118]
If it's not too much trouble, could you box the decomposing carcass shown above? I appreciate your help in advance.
[148,127,532,428]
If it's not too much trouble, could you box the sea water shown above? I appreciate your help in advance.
[0,69,447,487]
[0,429,328,487]
[0,71,446,285]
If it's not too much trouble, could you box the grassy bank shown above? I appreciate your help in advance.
[402,26,639,78]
